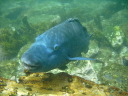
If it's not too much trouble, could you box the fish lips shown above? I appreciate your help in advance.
[23,62,41,72]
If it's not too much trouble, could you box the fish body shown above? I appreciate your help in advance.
[21,18,92,72]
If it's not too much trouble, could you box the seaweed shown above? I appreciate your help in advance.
[0,28,24,58]
[0,14,59,59]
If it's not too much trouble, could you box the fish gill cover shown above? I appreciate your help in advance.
[0,0,128,93]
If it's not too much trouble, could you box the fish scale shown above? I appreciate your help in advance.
[21,18,94,73]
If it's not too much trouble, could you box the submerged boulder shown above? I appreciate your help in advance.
[0,72,128,96]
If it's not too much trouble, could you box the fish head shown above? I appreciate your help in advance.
[21,42,67,73]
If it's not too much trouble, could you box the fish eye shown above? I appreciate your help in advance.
[54,44,60,50]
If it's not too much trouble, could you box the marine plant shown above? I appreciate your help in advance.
[0,15,58,59]
[98,63,128,92]
[0,28,24,58]
[0,59,19,79]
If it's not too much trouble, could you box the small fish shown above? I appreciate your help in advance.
[21,18,94,73]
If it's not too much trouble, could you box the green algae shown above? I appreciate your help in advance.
[98,63,128,92]
[0,15,59,59]
[0,59,18,79]
[0,28,24,58]
[1,72,128,96]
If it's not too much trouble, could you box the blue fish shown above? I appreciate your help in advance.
[21,18,94,73]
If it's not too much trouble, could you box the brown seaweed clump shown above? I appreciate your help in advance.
[0,72,128,96]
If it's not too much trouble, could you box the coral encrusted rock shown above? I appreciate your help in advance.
[0,72,128,96]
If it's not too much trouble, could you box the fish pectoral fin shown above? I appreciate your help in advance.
[58,65,68,70]
[68,57,95,60]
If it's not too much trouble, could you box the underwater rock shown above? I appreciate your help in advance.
[64,40,100,83]
[0,28,26,58]
[98,63,128,92]
[67,60,101,84]
[98,9,128,49]
[111,26,124,48]
[0,45,6,61]
[0,59,19,79]
[120,46,128,66]
[85,40,99,58]
[99,2,125,19]
[0,72,128,96]
[122,56,128,66]
[5,7,24,20]
[26,1,62,24]
[28,14,61,25]
[101,22,124,49]
[109,9,128,26]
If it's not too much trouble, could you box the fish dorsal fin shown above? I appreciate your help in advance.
[68,57,95,60]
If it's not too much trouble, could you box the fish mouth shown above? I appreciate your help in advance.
[23,62,41,71]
